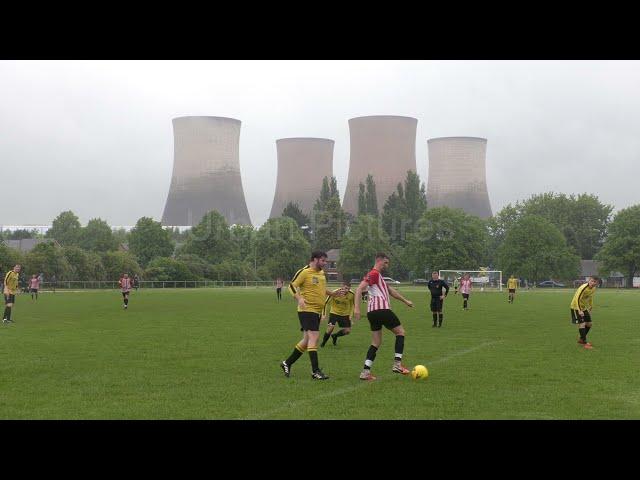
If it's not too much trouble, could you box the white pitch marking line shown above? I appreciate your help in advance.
[243,340,501,420]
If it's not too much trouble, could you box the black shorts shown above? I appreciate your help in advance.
[367,309,401,331]
[328,313,351,328]
[4,294,16,304]
[571,309,591,324]
[508,289,515,294]
[122,291,131,297]
[30,288,39,293]
[462,293,470,299]
[430,297,443,312]
[298,311,321,331]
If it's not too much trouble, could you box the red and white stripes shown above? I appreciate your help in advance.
[366,269,390,312]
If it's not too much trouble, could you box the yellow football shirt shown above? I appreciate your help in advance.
[507,278,518,289]
[4,271,19,295]
[323,289,355,317]
[570,283,596,311]
[289,266,327,314]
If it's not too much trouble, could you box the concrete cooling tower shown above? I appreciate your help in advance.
[342,116,417,216]
[426,137,492,219]
[269,138,334,218]
[161,116,252,226]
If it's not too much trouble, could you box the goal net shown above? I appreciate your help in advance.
[438,270,503,292]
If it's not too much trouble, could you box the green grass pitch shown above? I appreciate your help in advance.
[1,287,638,419]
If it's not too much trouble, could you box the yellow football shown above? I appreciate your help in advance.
[411,365,429,380]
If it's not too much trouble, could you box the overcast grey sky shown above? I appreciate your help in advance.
[1,60,638,227]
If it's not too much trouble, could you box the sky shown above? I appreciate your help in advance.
[1,60,639,228]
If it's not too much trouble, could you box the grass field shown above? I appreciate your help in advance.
[1,286,639,419]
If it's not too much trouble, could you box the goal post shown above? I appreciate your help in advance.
[438,270,503,292]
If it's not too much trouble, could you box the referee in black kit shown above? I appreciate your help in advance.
[427,271,449,328]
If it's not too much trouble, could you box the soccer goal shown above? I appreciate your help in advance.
[439,270,503,292]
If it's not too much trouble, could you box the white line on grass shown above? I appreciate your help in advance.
[243,340,502,420]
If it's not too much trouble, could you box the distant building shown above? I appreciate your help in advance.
[426,137,492,219]
[161,116,252,227]
[576,260,627,287]
[324,249,342,282]
[269,138,334,218]
[4,238,59,253]
[342,116,418,216]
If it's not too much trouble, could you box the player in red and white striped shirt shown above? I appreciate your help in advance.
[119,273,133,309]
[354,252,414,381]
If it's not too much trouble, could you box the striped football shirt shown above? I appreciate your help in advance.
[365,268,390,312]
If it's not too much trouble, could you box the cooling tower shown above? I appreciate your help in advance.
[426,137,492,219]
[161,116,252,226]
[269,138,334,218]
[342,116,417,216]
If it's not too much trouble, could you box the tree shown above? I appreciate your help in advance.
[101,251,142,279]
[404,207,489,276]
[128,217,175,267]
[0,243,23,274]
[314,196,348,251]
[230,224,256,263]
[112,228,129,246]
[181,210,233,264]
[4,229,38,240]
[357,183,367,216]
[79,218,118,252]
[314,176,332,213]
[518,192,612,259]
[404,171,427,225]
[210,260,258,281]
[382,190,404,242]
[329,176,339,199]
[308,175,346,250]
[175,254,216,279]
[496,215,579,283]
[254,217,310,279]
[486,204,520,264]
[595,204,640,288]
[312,176,340,212]
[167,227,190,243]
[382,170,427,245]
[365,174,379,217]
[282,202,312,242]
[46,211,81,246]
[23,242,72,280]
[488,193,613,263]
[282,202,310,228]
[338,215,391,279]
[567,193,613,259]
[144,257,197,281]
[62,246,106,280]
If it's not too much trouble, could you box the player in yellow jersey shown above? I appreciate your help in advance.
[280,251,346,380]
[320,280,355,347]
[507,275,518,303]
[3,264,22,324]
[570,276,599,349]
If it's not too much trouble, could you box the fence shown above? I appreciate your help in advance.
[33,280,278,290]
[29,279,637,291]
[29,280,371,290]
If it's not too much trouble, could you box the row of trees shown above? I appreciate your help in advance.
[0,242,142,281]
[279,173,638,285]
[1,175,638,285]
[0,209,311,282]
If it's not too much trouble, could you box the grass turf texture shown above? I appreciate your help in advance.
[1,287,638,419]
